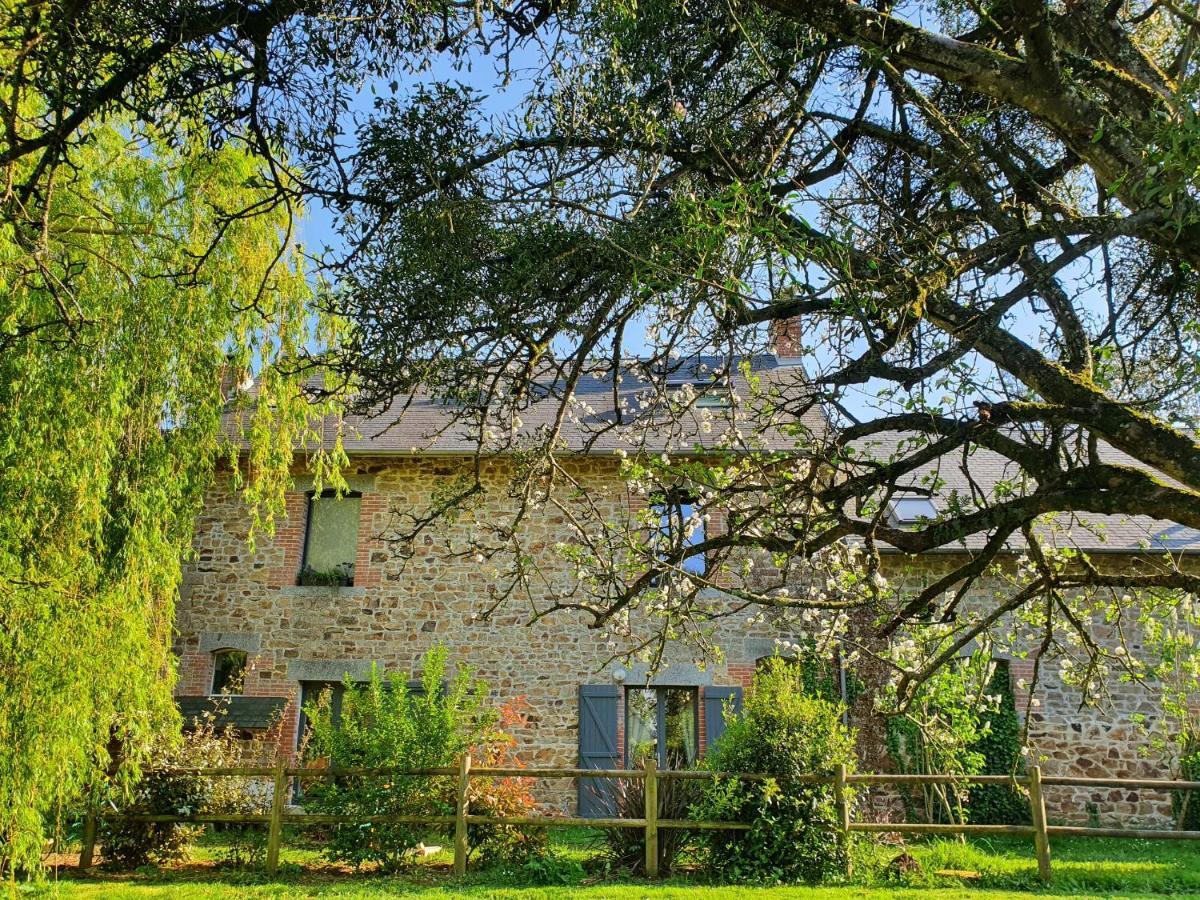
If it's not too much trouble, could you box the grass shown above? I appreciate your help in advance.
[23,828,1200,899]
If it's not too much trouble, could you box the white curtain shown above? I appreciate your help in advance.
[306,495,361,572]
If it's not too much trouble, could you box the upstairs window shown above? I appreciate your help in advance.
[666,380,733,409]
[888,495,937,526]
[693,384,733,408]
[299,490,361,586]
[211,649,247,695]
[652,492,706,577]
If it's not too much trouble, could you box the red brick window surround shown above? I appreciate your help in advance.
[269,475,385,590]
[298,490,362,587]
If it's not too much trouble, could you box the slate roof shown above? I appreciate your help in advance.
[852,431,1200,554]
[223,355,1197,555]
[226,355,826,455]
[177,696,287,730]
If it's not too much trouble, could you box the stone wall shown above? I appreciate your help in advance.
[176,456,781,812]
[875,554,1179,827]
[176,455,1181,823]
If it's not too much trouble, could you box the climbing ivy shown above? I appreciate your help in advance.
[967,662,1030,825]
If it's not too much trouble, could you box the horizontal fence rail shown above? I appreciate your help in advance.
[75,757,1200,882]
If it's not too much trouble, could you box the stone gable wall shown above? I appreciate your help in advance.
[875,554,1180,826]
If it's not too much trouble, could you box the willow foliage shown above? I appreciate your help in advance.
[0,124,344,874]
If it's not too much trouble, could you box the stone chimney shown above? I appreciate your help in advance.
[768,317,805,358]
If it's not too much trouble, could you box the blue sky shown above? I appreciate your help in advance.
[291,37,1096,422]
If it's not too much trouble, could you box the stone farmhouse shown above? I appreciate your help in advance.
[173,350,1199,824]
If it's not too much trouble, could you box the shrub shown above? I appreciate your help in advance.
[692,659,857,883]
[101,769,208,868]
[884,655,991,825]
[597,770,696,875]
[101,704,280,868]
[520,849,586,885]
[468,697,546,865]
[300,646,497,872]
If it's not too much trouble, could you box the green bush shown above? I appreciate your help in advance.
[101,770,209,868]
[691,658,857,883]
[885,657,1027,826]
[884,654,993,825]
[968,662,1030,825]
[300,646,498,872]
[101,703,279,868]
[519,849,586,885]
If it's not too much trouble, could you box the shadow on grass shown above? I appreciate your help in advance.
[42,833,1200,898]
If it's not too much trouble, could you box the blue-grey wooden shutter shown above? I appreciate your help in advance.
[578,685,619,817]
[704,686,743,753]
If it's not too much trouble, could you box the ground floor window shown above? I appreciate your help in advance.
[625,686,698,769]
[210,648,247,695]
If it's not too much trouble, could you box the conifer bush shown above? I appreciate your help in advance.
[691,658,856,883]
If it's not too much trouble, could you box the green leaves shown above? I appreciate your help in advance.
[0,119,345,876]
[693,658,857,883]
[300,647,498,872]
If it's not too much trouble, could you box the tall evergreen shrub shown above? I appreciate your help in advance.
[692,658,856,883]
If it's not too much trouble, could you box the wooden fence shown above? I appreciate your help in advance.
[77,758,1200,883]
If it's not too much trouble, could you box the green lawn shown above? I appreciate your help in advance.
[25,830,1200,899]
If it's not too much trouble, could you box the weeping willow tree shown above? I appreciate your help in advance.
[0,122,345,874]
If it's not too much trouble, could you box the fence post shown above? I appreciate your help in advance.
[79,809,98,869]
[1028,765,1051,883]
[834,763,851,878]
[644,756,659,878]
[454,752,472,876]
[265,757,287,876]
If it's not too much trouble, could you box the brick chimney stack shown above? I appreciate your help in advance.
[768,317,805,358]
[218,355,252,403]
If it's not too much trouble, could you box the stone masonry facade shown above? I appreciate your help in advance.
[176,456,781,813]
[877,554,1181,826]
[176,454,1182,824]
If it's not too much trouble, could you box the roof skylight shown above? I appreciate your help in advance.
[889,496,938,525]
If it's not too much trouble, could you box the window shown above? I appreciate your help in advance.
[299,490,362,586]
[652,493,706,577]
[694,383,733,408]
[888,495,937,525]
[211,649,247,695]
[666,380,733,408]
[625,686,698,769]
[694,390,732,408]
